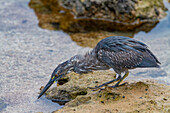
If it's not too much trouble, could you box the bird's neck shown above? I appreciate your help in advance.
[71,50,109,74]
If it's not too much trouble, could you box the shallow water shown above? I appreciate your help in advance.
[130,0,170,85]
[0,0,169,113]
[0,0,87,112]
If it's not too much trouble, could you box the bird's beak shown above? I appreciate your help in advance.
[38,74,60,99]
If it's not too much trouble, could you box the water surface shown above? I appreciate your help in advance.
[0,0,87,112]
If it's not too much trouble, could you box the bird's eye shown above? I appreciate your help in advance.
[51,74,58,80]
[55,74,58,77]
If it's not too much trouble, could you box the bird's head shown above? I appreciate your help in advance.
[38,60,75,99]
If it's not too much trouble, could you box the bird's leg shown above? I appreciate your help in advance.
[109,71,129,88]
[88,74,121,90]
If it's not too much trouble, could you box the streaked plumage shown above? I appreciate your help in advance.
[95,36,160,74]
[38,36,160,99]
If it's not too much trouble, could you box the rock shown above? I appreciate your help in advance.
[65,95,91,107]
[40,71,170,113]
[45,85,88,105]
[44,71,116,105]
[49,71,170,113]
[29,0,167,33]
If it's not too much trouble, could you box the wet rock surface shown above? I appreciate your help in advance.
[70,31,134,48]
[29,0,167,33]
[41,71,170,113]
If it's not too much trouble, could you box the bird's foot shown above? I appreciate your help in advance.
[88,78,120,91]
[108,82,128,88]
[87,82,110,91]
[87,86,105,91]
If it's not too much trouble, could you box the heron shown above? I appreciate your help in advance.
[38,36,160,99]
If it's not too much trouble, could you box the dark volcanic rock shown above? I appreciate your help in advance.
[60,0,136,22]
[29,0,167,33]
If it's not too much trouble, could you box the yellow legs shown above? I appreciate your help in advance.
[109,71,129,88]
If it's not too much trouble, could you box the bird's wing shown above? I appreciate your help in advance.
[97,49,143,70]
[96,36,148,53]
[96,36,160,71]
